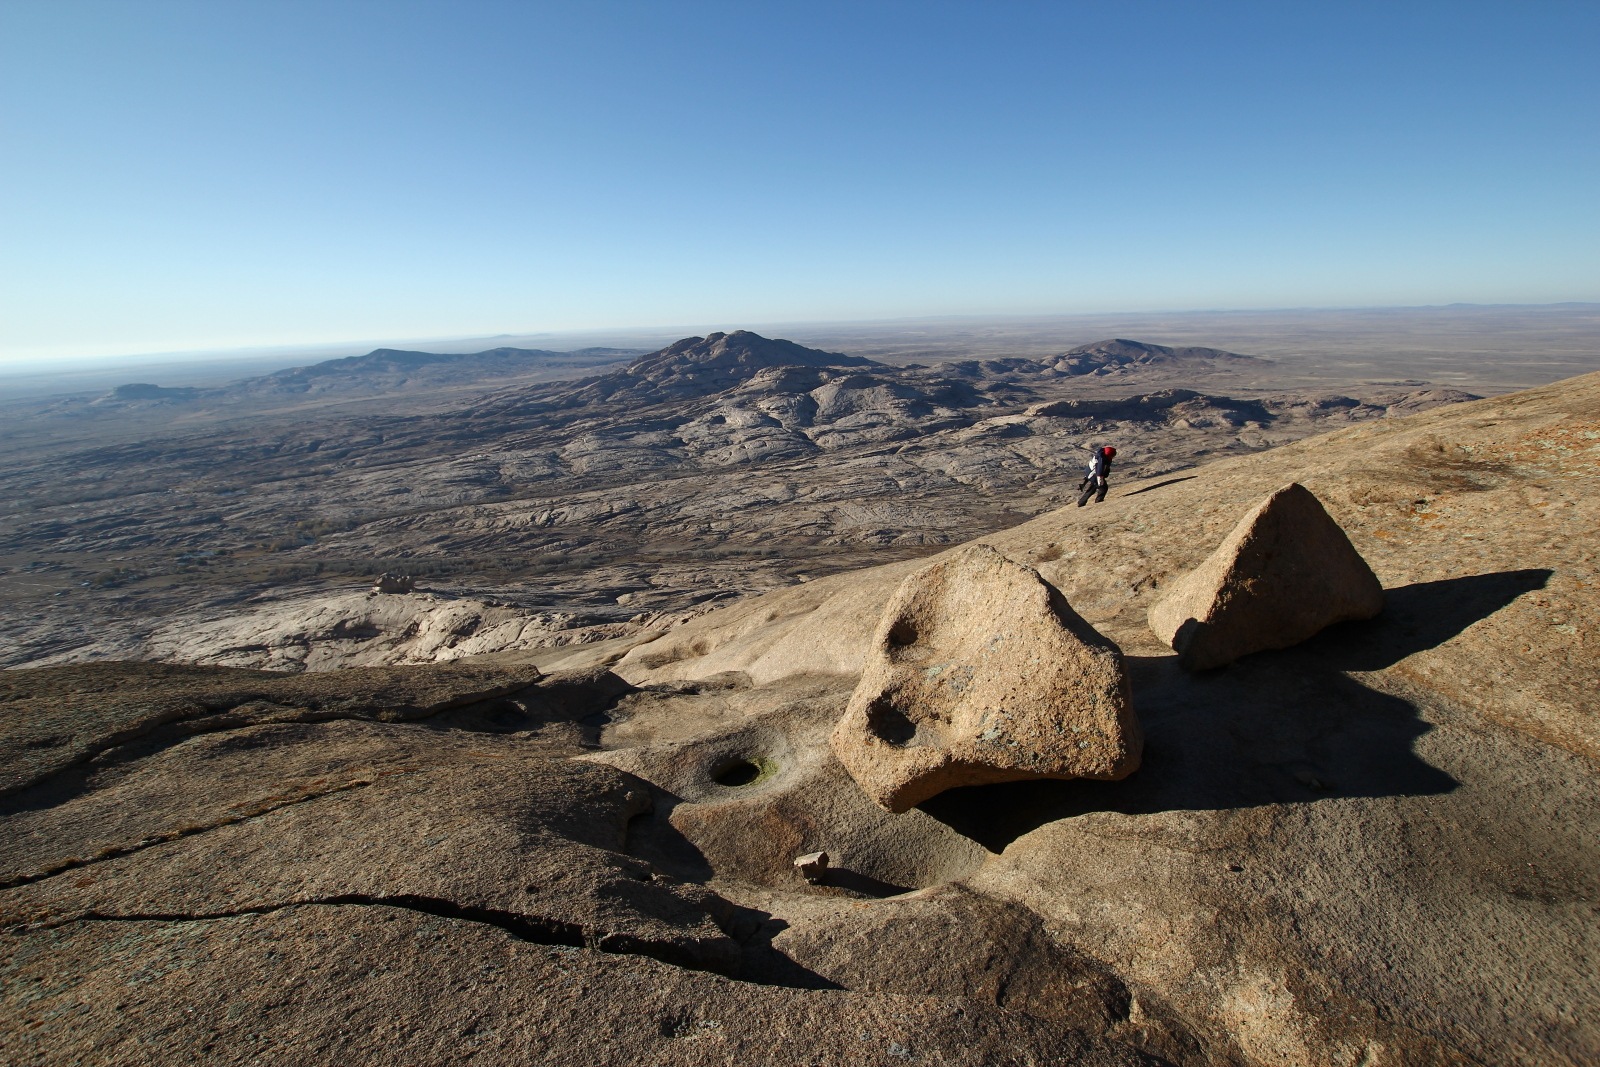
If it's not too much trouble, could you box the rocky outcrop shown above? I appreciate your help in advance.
[372,571,413,594]
[97,591,652,673]
[831,545,1142,812]
[1147,482,1384,670]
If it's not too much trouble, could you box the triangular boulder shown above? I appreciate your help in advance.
[1147,483,1384,670]
[831,545,1142,813]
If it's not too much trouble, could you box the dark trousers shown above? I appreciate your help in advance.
[1077,476,1108,506]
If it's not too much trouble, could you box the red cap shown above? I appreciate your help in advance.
[1103,446,1116,456]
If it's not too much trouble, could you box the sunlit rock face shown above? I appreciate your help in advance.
[832,544,1141,813]
[1147,482,1384,670]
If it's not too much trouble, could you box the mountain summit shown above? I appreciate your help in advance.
[509,330,884,411]
[620,330,879,394]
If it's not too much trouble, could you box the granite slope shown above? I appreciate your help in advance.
[600,370,1600,1064]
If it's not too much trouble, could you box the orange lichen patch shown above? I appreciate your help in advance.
[1399,437,1514,492]
[1490,420,1600,474]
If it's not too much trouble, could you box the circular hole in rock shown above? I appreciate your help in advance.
[711,756,775,788]
[864,698,918,746]
[886,619,919,648]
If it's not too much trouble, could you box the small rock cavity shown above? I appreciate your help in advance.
[711,755,776,788]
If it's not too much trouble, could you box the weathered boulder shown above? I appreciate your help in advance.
[1147,482,1384,670]
[830,545,1141,813]
[373,571,414,594]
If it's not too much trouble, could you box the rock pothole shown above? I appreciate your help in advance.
[710,755,777,788]
[581,681,990,900]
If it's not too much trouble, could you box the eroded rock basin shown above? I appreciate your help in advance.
[583,673,991,898]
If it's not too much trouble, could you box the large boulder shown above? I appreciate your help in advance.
[830,545,1142,813]
[1147,482,1384,670]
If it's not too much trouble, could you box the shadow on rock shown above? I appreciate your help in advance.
[621,786,715,885]
[1123,475,1198,496]
[921,648,1461,855]
[1306,568,1552,670]
[723,910,845,990]
[821,868,913,898]
[620,781,844,989]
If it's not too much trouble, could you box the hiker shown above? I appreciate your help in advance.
[1077,445,1116,506]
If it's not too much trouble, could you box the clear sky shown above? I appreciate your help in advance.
[2,0,1596,364]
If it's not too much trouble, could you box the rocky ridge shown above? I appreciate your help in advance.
[72,344,645,411]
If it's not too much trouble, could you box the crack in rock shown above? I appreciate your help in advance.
[0,778,385,891]
[14,894,745,979]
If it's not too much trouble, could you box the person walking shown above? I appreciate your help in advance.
[1077,445,1116,506]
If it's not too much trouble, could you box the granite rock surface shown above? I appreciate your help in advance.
[831,545,1141,812]
[1146,483,1385,670]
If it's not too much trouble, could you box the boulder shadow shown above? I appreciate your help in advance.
[1306,568,1552,670]
[920,652,1460,855]
[820,867,913,898]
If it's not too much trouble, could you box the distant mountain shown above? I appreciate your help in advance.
[628,329,874,388]
[90,383,202,406]
[1052,339,1268,374]
[239,345,642,396]
[81,345,646,412]
[627,330,876,378]
[505,330,884,410]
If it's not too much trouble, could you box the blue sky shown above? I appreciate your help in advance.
[2,1,1596,363]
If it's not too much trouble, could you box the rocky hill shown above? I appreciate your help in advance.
[2,368,1595,1065]
[42,343,645,415]
[231,344,642,397]
[1052,338,1267,374]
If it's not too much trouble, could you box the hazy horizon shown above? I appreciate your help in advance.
[5,301,1598,402]
[4,298,1597,374]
